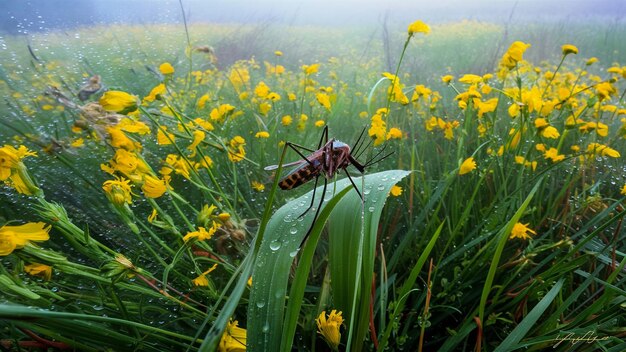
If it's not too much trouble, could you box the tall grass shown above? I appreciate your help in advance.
[0,19,625,351]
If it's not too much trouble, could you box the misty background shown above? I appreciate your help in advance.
[2,0,625,34]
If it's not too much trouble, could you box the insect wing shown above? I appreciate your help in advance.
[263,159,307,171]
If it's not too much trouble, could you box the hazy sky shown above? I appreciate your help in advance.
[2,0,625,34]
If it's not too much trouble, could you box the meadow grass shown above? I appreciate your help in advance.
[0,19,625,351]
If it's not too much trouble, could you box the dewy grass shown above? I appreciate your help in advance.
[0,16,625,352]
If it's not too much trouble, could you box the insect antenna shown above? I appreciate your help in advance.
[351,127,367,157]
[354,135,374,161]
[363,144,394,168]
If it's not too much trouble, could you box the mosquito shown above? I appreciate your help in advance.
[264,126,392,246]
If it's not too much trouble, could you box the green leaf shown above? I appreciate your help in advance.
[494,279,564,351]
[247,169,411,351]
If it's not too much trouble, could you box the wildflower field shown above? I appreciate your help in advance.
[1,18,625,351]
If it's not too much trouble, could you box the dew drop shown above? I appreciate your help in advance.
[262,323,270,333]
[256,301,266,308]
[269,240,282,251]
[377,184,385,191]
[368,206,375,212]
[289,250,299,257]
[290,227,298,234]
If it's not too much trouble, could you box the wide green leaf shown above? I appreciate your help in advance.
[247,169,411,351]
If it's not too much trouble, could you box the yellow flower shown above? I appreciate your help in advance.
[274,50,283,56]
[142,175,167,198]
[148,208,158,223]
[99,91,138,113]
[159,62,175,75]
[70,138,84,148]
[386,127,403,140]
[287,93,297,101]
[0,222,51,256]
[316,92,331,110]
[281,115,293,126]
[509,222,536,240]
[586,143,620,158]
[501,41,531,69]
[315,120,325,128]
[252,181,265,192]
[157,126,175,145]
[24,263,52,281]
[586,57,599,66]
[218,319,247,352]
[407,20,431,36]
[144,83,166,103]
[543,148,565,163]
[210,104,236,122]
[192,263,218,286]
[228,136,246,162]
[561,44,578,56]
[441,75,454,84]
[0,145,40,195]
[187,130,206,157]
[368,114,387,146]
[621,184,626,196]
[183,222,220,242]
[103,177,134,205]
[459,157,477,175]
[254,81,270,98]
[316,310,344,351]
[390,185,403,197]
[255,131,270,138]
[303,63,320,75]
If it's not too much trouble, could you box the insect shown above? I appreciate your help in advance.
[264,126,391,246]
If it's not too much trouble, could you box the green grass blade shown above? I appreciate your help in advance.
[377,221,445,351]
[246,175,354,350]
[494,278,564,352]
[327,170,412,351]
[478,179,541,325]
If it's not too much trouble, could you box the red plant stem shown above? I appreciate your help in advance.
[19,328,71,350]
[369,274,379,349]
[418,258,434,352]
[474,316,483,352]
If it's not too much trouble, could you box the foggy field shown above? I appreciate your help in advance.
[1,1,625,351]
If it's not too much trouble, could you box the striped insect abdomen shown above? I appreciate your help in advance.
[279,163,319,190]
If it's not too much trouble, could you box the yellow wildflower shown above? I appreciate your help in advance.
[70,138,84,148]
[281,115,293,126]
[274,50,283,56]
[210,104,236,122]
[441,75,454,84]
[218,320,247,352]
[303,63,320,75]
[197,94,210,109]
[252,181,265,192]
[543,148,565,163]
[459,157,477,175]
[255,131,270,139]
[183,222,220,242]
[99,91,138,113]
[187,130,205,157]
[561,44,578,56]
[501,41,531,69]
[118,118,150,135]
[390,185,403,197]
[315,120,325,128]
[586,57,598,66]
[192,263,218,287]
[316,310,344,351]
[316,92,331,110]
[144,83,166,103]
[267,92,281,101]
[103,177,134,205]
[586,143,620,158]
[228,136,246,162]
[0,222,50,256]
[0,145,40,195]
[621,184,626,196]
[142,175,167,198]
[24,263,52,281]
[386,127,403,140]
[509,222,536,240]
[254,82,270,98]
[159,62,175,75]
[407,20,430,36]
[368,114,387,146]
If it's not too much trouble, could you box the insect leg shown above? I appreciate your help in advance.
[318,125,329,149]
[298,175,320,218]
[344,169,363,201]
[299,176,328,248]
[286,142,317,168]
